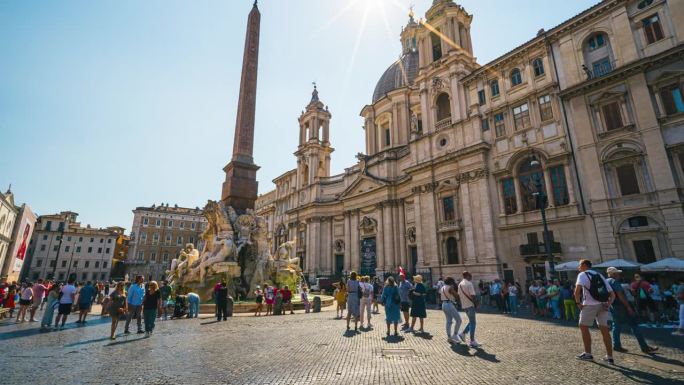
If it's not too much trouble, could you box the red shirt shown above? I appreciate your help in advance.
[281,289,292,302]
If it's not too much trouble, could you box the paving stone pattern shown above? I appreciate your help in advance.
[1,307,682,385]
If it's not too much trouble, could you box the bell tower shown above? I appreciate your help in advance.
[295,85,333,188]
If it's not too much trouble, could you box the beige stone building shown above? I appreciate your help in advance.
[0,188,19,281]
[126,203,207,281]
[256,0,684,285]
[23,212,121,282]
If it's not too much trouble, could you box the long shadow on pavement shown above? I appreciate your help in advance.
[589,360,682,385]
[0,317,111,341]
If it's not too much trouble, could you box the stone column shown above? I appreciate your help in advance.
[322,121,329,144]
[344,212,352,271]
[496,179,506,215]
[450,74,462,122]
[396,202,406,269]
[351,211,361,272]
[543,169,554,207]
[376,206,385,274]
[478,178,496,262]
[383,203,395,272]
[414,195,424,266]
[460,183,476,261]
[564,164,577,205]
[420,88,430,134]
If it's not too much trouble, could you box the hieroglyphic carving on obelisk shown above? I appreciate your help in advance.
[221,1,261,213]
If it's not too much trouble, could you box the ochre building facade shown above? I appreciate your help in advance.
[256,0,684,285]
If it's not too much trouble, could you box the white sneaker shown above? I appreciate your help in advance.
[469,340,481,348]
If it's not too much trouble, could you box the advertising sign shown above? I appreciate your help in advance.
[360,237,376,276]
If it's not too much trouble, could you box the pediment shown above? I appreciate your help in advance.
[337,175,386,199]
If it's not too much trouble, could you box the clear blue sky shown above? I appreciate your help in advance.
[0,0,598,230]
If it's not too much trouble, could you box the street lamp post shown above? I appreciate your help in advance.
[530,155,556,280]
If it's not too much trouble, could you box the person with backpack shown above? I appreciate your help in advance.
[574,259,615,364]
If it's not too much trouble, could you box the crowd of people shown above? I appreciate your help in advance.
[0,275,203,340]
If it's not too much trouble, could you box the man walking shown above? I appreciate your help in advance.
[490,279,504,313]
[574,259,615,364]
[458,271,480,348]
[29,279,47,322]
[398,274,413,330]
[125,275,145,334]
[76,281,97,324]
[216,281,229,321]
[55,278,77,329]
[606,267,658,354]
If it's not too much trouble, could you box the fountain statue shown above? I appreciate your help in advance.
[166,200,303,301]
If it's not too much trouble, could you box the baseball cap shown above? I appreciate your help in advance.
[606,267,622,274]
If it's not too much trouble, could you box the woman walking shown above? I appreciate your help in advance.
[264,284,275,316]
[142,281,162,336]
[254,285,264,316]
[409,275,427,333]
[380,276,401,337]
[334,281,347,319]
[109,282,127,340]
[15,282,33,323]
[440,277,463,344]
[41,284,61,329]
[346,272,361,331]
[508,282,519,315]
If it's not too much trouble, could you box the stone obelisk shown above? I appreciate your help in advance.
[221,1,261,213]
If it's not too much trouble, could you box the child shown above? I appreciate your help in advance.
[334,281,347,319]
[254,285,264,316]
[301,287,311,313]
[6,286,17,318]
[264,284,275,316]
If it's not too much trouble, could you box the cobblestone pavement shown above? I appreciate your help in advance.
[1,304,682,385]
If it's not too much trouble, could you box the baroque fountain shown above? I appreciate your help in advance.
[166,200,304,301]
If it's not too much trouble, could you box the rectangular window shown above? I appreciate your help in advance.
[478,90,486,105]
[67,236,72,242]
[84,261,90,268]
[602,102,623,131]
[53,245,58,252]
[40,244,46,251]
[49,260,56,268]
[593,57,612,77]
[78,237,83,242]
[481,118,489,131]
[143,217,149,226]
[152,234,159,245]
[64,245,70,252]
[141,233,147,244]
[502,178,517,214]
[45,221,52,231]
[138,251,144,260]
[527,232,539,245]
[633,240,657,264]
[616,164,640,196]
[90,238,94,242]
[189,236,195,244]
[107,238,112,244]
[100,273,106,280]
[168,220,173,228]
[191,223,196,230]
[76,246,81,253]
[36,259,43,267]
[539,95,553,122]
[156,219,161,227]
[643,14,664,44]
[103,261,108,269]
[513,103,530,130]
[165,235,172,245]
[59,272,65,281]
[490,80,500,97]
[95,261,100,268]
[660,85,684,115]
[163,252,169,262]
[61,260,67,268]
[99,238,103,243]
[180,222,185,229]
[494,113,506,138]
[384,127,390,146]
[151,252,157,261]
[87,247,92,253]
[97,247,102,253]
[549,166,569,206]
[105,248,110,253]
[177,236,183,245]
[442,197,455,221]
[43,234,48,240]
[73,261,78,268]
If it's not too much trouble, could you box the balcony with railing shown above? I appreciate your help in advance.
[435,116,452,131]
[582,60,616,80]
[519,241,562,256]
[438,219,462,232]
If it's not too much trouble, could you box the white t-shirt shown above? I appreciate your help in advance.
[576,270,613,306]
[458,279,476,309]
[60,284,77,304]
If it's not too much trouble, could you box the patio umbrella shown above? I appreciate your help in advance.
[640,257,684,272]
[594,259,643,269]
[554,261,579,271]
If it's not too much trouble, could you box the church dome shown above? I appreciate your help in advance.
[372,50,419,103]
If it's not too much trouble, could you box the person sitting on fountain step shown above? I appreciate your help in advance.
[281,286,294,315]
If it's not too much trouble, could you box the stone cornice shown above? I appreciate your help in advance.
[403,142,490,174]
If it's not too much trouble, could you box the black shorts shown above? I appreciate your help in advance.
[78,303,91,311]
[400,302,410,312]
[58,303,72,315]
[19,299,32,306]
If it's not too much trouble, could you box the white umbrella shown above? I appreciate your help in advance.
[640,257,684,272]
[594,259,643,269]
[554,261,579,272]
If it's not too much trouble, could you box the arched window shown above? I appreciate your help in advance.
[436,93,451,121]
[518,159,547,212]
[533,58,545,77]
[510,68,522,86]
[446,237,459,264]
[490,80,500,97]
[583,33,613,78]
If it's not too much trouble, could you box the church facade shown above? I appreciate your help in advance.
[255,0,684,285]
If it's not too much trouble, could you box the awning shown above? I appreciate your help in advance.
[554,261,579,272]
[594,259,643,269]
[640,257,684,272]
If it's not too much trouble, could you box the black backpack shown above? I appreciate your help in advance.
[584,271,610,302]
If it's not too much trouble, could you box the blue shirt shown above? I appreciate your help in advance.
[127,283,145,306]
[490,282,502,295]
[398,280,413,303]
[77,284,96,305]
